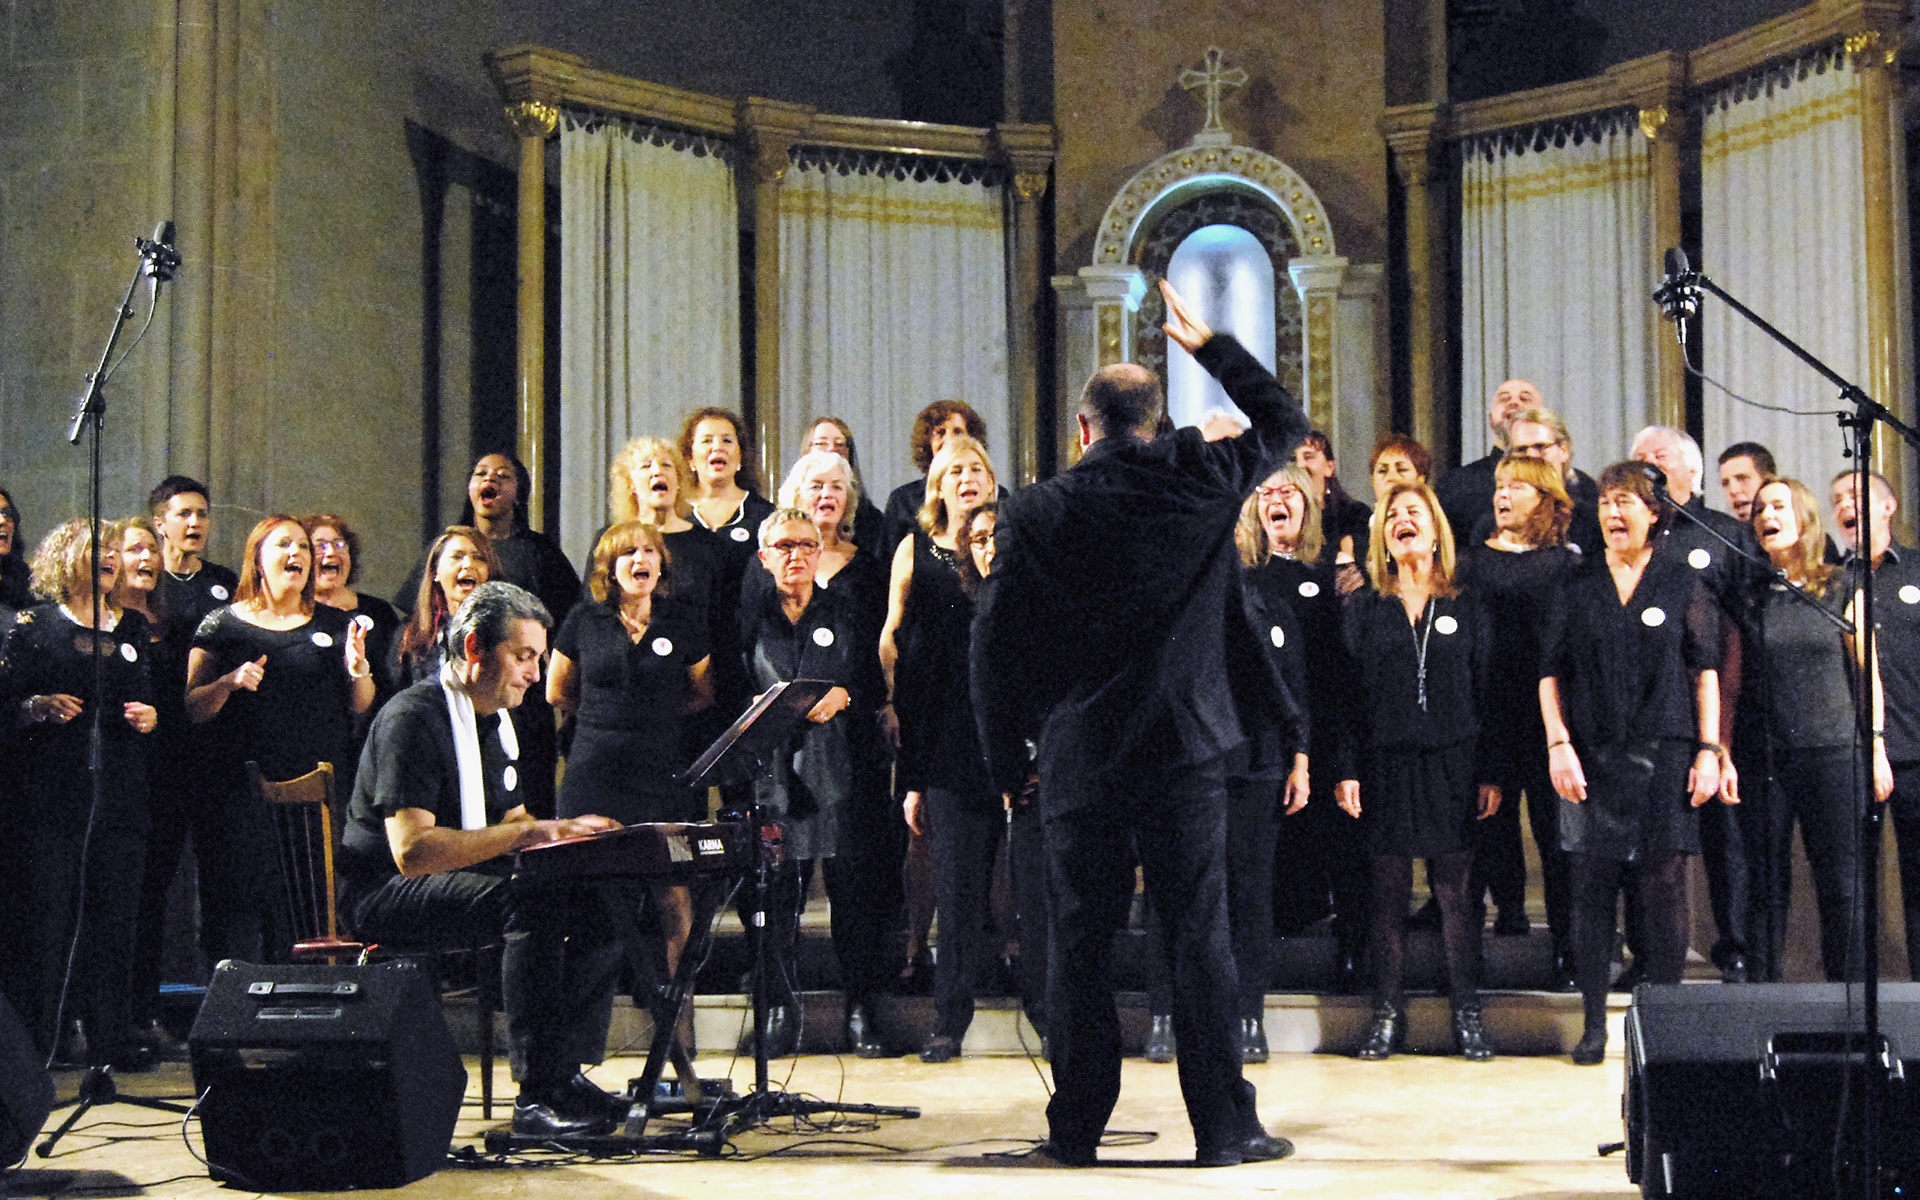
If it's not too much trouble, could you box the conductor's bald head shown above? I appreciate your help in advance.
[1078,363,1163,446]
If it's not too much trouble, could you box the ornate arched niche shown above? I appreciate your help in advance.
[1053,49,1383,472]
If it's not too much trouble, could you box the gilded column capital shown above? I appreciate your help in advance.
[504,99,559,140]
[1013,171,1050,202]
[1381,102,1448,188]
[1846,29,1900,69]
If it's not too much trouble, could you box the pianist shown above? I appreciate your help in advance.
[339,581,628,1137]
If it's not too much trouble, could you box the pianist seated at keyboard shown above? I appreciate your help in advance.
[339,581,629,1139]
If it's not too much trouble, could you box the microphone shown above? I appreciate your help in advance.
[136,220,180,284]
[1653,247,1698,338]
[1636,460,1672,502]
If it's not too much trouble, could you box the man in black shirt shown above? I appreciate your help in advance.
[1833,470,1920,979]
[1435,378,1539,544]
[973,282,1301,1167]
[339,582,624,1136]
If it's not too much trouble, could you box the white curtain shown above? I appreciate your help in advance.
[559,119,740,568]
[1460,114,1655,474]
[1701,48,1867,493]
[779,155,1010,503]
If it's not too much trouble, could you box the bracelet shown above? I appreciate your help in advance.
[1697,741,1725,757]
[349,666,372,681]
[1546,738,1570,750]
[22,696,41,722]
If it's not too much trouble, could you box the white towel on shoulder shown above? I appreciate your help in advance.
[439,662,520,830]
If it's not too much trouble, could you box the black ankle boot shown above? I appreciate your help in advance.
[1355,1001,1403,1060]
[1239,1016,1269,1064]
[1452,997,1494,1062]
[1142,1013,1176,1062]
[1571,1027,1606,1065]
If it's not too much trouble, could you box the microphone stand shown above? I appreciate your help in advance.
[1660,264,1920,1198]
[38,229,188,1157]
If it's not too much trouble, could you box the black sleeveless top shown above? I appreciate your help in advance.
[895,528,989,797]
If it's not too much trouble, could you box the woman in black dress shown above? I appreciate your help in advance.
[881,435,1000,1062]
[550,520,712,976]
[1339,482,1500,1061]
[739,508,886,1059]
[396,526,498,684]
[308,514,403,787]
[1457,455,1579,973]
[774,448,896,1056]
[187,515,374,961]
[1540,462,1731,1064]
[1738,477,1892,982]
[1,519,158,1067]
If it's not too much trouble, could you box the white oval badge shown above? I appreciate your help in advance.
[310,631,334,648]
[652,636,673,657]
[210,584,229,600]
[812,626,835,647]
[1298,580,1321,598]
[730,527,750,543]
[353,613,375,632]
[1269,625,1285,649]
[1688,548,1712,570]
[1901,584,1920,605]
[1434,614,1458,636]
[119,642,137,663]
[503,765,518,792]
[1567,542,1583,557]
[1642,606,1667,627]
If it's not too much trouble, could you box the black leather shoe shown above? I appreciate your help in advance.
[512,1090,615,1137]
[1142,1013,1176,1062]
[1719,952,1749,984]
[1571,1028,1607,1065]
[1195,1131,1296,1166]
[736,1005,798,1059]
[565,1070,630,1118]
[919,1034,960,1063]
[1355,1001,1403,1060]
[846,1003,886,1058]
[1029,1139,1096,1167]
[1452,999,1494,1062]
[1239,1016,1269,1064]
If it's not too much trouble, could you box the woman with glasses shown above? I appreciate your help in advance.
[737,508,885,1058]
[307,514,403,736]
[880,434,999,1063]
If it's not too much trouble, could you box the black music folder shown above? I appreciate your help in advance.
[679,679,835,790]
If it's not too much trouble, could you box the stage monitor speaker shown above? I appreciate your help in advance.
[1626,982,1920,1198]
[0,992,54,1167]
[188,959,467,1191]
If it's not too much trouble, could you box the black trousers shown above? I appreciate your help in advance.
[1149,775,1281,1019]
[926,788,1004,1039]
[1745,746,1865,982]
[130,758,202,1023]
[1889,764,1920,980]
[1043,757,1260,1158]
[1007,802,1050,1032]
[1568,850,1687,1035]
[21,821,147,1063]
[1474,747,1570,952]
[1697,791,1750,963]
[347,868,621,1084]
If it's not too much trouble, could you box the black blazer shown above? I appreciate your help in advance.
[970,335,1308,812]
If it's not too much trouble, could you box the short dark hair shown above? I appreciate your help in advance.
[910,401,988,473]
[1717,441,1776,475]
[149,475,209,516]
[448,581,551,661]
[1078,364,1163,439]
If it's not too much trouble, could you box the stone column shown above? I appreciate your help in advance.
[739,98,815,483]
[996,124,1056,486]
[1850,29,1912,523]
[1050,266,1146,469]
[1639,83,1687,429]
[1287,255,1350,436]
[1338,263,1388,493]
[506,98,558,530]
[1382,103,1452,470]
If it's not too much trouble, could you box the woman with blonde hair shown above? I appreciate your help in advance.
[2,519,158,1068]
[608,436,724,672]
[1737,476,1892,981]
[880,432,1000,1062]
[1339,482,1500,1061]
[1456,454,1579,979]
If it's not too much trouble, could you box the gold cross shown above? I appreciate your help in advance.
[1179,47,1248,138]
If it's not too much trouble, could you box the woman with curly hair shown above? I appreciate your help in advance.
[1,519,158,1067]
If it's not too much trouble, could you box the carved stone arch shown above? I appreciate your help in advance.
[1093,143,1337,267]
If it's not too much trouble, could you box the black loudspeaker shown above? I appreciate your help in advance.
[188,959,467,1190]
[0,992,54,1167]
[1626,983,1920,1198]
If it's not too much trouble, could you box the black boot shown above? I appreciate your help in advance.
[1142,1013,1176,1062]
[1239,1016,1269,1064]
[1571,1027,1607,1065]
[845,1002,885,1058]
[736,1005,798,1058]
[1451,997,1494,1062]
[1355,1001,1403,1060]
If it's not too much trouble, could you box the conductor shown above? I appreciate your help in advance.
[972,281,1307,1166]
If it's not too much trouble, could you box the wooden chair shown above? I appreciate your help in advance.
[251,760,501,1118]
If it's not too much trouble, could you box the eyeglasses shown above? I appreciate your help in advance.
[768,540,821,556]
[1510,439,1560,457]
[311,538,348,552]
[1254,485,1295,499]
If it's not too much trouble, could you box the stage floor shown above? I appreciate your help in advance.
[12,1047,1641,1199]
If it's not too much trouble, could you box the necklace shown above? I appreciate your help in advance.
[618,604,650,640]
[1409,597,1435,712]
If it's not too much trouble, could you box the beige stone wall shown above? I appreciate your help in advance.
[1051,2,1389,272]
